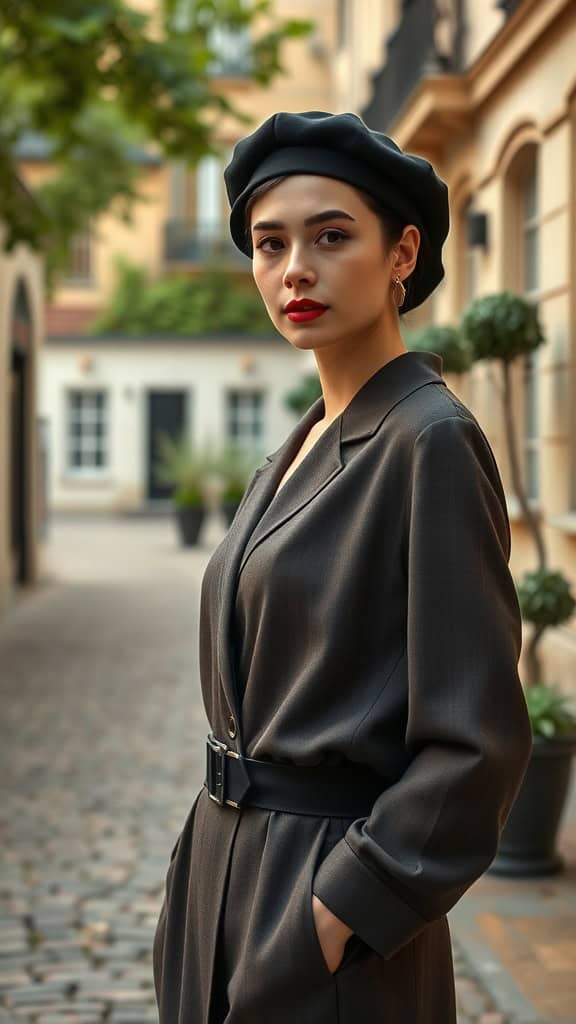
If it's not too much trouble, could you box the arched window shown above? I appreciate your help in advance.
[503,140,540,503]
[462,195,478,308]
[519,153,540,501]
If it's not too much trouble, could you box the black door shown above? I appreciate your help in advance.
[146,390,188,500]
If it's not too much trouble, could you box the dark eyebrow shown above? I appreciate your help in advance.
[251,209,356,232]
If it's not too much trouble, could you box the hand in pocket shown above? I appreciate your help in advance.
[312,894,354,974]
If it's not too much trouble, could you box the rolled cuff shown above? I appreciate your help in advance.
[312,837,429,959]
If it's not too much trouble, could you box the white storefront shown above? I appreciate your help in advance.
[39,333,315,513]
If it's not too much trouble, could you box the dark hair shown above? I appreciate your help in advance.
[243,175,415,310]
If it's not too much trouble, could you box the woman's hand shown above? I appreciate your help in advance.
[312,894,354,974]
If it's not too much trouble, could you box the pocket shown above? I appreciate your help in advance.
[303,857,337,982]
[335,933,366,972]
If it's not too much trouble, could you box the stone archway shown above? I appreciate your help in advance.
[10,278,33,584]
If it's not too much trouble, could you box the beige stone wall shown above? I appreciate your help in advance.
[20,158,171,316]
[0,227,44,620]
[462,0,506,67]
[17,0,336,316]
[331,0,400,114]
[389,0,576,695]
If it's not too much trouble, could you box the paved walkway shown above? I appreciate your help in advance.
[449,787,576,1024]
[0,514,573,1024]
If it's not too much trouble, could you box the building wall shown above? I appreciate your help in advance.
[331,0,400,114]
[17,0,336,323]
[0,227,44,619]
[380,0,576,695]
[462,0,507,67]
[39,339,314,513]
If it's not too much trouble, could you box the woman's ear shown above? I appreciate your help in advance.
[392,225,420,282]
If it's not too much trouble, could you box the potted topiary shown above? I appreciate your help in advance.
[152,431,209,546]
[406,323,473,375]
[461,291,576,876]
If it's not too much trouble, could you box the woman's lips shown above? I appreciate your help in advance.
[285,307,329,323]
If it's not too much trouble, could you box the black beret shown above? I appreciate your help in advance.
[224,110,450,313]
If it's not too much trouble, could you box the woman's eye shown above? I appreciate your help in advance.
[318,229,348,245]
[255,236,283,253]
[254,229,348,253]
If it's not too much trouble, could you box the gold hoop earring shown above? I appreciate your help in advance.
[392,275,406,308]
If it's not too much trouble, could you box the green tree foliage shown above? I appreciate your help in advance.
[0,0,311,278]
[406,324,473,374]
[461,291,575,707]
[89,257,275,334]
[284,373,323,415]
[460,290,544,363]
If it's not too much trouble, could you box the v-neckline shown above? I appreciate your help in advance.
[267,413,339,504]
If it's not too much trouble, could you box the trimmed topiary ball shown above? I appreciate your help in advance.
[460,291,544,363]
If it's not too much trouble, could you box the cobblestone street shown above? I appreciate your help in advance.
[0,516,529,1023]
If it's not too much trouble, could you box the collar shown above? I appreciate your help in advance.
[264,349,445,464]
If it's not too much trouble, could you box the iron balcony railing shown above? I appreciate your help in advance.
[164,222,251,266]
[361,0,464,132]
[496,0,524,15]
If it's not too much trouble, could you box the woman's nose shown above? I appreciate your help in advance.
[282,249,317,289]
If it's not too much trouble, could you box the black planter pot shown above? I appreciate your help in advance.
[489,735,576,877]
[174,504,206,546]
[222,499,242,527]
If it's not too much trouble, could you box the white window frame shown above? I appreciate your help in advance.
[225,388,265,449]
[63,224,94,287]
[64,388,109,478]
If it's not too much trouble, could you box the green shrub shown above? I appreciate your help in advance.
[460,291,544,363]
[89,257,275,335]
[517,569,576,629]
[525,685,576,739]
[406,324,473,374]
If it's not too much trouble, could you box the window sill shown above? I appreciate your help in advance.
[61,279,96,289]
[505,494,541,522]
[549,513,576,536]
[61,475,113,487]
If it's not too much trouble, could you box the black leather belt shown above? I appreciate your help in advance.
[204,733,385,817]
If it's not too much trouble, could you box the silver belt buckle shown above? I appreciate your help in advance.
[206,733,241,807]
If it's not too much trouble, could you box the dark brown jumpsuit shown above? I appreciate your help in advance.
[153,350,532,1023]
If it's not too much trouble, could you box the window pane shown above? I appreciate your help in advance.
[524,226,538,294]
[226,390,264,446]
[523,165,537,221]
[520,157,539,500]
[66,389,107,472]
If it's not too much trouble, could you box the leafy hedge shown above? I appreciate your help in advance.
[89,258,276,335]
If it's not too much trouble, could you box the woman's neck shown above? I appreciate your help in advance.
[313,330,408,424]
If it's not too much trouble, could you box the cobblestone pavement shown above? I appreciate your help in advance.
[0,515,511,1024]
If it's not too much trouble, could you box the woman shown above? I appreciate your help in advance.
[153,111,532,1024]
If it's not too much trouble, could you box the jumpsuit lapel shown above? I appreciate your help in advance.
[216,350,446,738]
[215,394,327,740]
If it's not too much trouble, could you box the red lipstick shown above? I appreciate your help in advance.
[284,298,329,323]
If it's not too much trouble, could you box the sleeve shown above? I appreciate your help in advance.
[311,413,532,959]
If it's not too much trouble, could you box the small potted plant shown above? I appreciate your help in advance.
[490,572,576,875]
[152,431,209,546]
[461,291,576,876]
[217,444,261,527]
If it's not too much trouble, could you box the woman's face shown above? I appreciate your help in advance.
[249,175,413,354]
